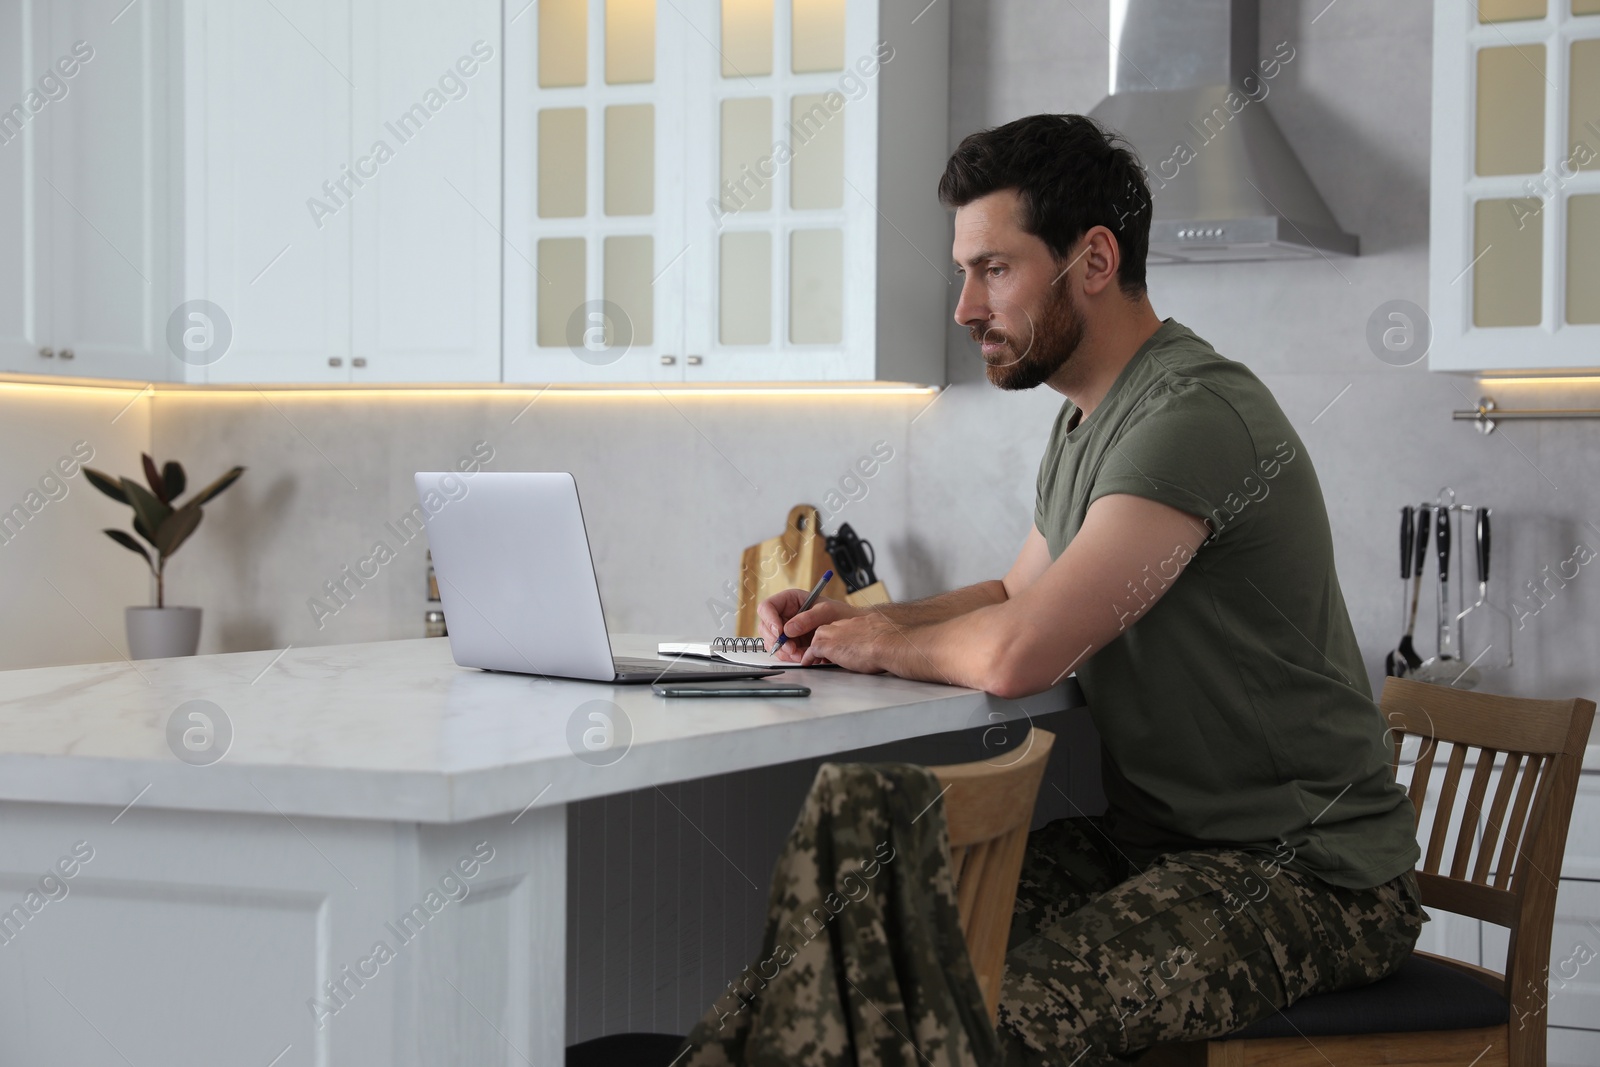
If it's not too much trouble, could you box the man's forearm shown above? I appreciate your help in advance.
[864,580,1007,626]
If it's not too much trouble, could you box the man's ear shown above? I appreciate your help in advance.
[1078,226,1122,297]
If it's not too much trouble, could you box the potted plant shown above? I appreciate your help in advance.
[84,455,245,660]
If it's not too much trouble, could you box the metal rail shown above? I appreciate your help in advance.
[1452,396,1600,434]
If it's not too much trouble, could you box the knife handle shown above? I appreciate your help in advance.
[1412,505,1432,577]
[1477,508,1491,584]
[1400,506,1415,580]
[1437,505,1452,582]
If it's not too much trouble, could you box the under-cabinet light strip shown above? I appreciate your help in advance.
[0,377,939,399]
[1475,375,1600,385]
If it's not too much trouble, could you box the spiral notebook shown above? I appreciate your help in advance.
[657,636,837,669]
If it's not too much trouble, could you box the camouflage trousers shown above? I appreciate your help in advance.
[997,816,1425,1065]
[676,764,1424,1066]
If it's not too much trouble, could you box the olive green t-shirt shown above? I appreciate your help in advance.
[1035,319,1419,890]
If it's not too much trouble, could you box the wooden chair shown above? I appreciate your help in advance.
[1142,677,1595,1067]
[929,726,1057,1023]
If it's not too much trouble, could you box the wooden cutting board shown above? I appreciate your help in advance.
[733,504,889,636]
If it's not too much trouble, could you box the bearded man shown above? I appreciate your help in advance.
[755,114,1423,1062]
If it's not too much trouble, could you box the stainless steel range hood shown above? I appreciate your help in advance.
[1088,0,1358,263]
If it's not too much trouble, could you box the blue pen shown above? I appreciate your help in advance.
[774,570,834,651]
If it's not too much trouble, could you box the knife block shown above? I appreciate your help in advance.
[733,504,891,637]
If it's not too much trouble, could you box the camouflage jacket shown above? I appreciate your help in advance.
[677,761,1001,1067]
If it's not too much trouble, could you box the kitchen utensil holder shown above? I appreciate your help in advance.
[1419,491,1512,674]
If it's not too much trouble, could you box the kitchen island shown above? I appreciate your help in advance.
[0,636,1083,1066]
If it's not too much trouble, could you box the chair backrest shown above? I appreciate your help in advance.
[928,727,1056,1024]
[1381,677,1594,1046]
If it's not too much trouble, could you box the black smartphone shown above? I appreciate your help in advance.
[651,680,811,698]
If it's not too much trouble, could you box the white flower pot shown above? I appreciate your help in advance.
[126,606,202,660]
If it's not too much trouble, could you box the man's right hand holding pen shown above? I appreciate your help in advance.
[757,570,864,664]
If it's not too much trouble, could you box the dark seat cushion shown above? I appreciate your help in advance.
[1227,954,1509,1040]
[566,1033,687,1067]
[565,960,1505,1054]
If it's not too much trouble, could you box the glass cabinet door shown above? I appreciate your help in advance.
[504,0,686,382]
[1430,0,1600,369]
[504,0,948,385]
[680,0,873,382]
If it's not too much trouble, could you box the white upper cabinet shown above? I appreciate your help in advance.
[183,0,502,383]
[4,0,948,386]
[0,0,170,381]
[182,0,353,383]
[347,0,503,383]
[504,0,951,385]
[1431,0,1600,371]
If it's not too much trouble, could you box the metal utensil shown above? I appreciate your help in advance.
[1395,504,1431,673]
[1443,503,1484,689]
[1386,506,1415,677]
[1416,503,1469,685]
[1454,508,1488,628]
[1436,502,1456,659]
[1456,507,1513,670]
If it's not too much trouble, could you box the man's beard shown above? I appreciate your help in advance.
[974,283,1085,391]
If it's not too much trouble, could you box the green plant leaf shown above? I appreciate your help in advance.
[154,503,203,560]
[82,467,129,503]
[142,453,167,503]
[189,466,245,506]
[161,461,186,500]
[104,528,155,571]
[132,514,157,547]
[120,478,172,543]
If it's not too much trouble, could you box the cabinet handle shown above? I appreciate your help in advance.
[328,357,343,367]
[687,355,703,366]
[38,347,54,359]
[352,357,367,368]
[660,355,677,366]
[58,348,74,360]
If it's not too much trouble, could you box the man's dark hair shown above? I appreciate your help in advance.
[938,114,1152,298]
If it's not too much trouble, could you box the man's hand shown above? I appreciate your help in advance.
[803,612,901,672]
[755,588,863,663]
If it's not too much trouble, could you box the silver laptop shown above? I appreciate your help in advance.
[414,471,781,684]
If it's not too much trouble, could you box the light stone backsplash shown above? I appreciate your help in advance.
[0,389,152,671]
[151,392,921,655]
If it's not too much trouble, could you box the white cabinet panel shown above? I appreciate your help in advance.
[46,0,169,381]
[349,0,501,383]
[0,800,565,1067]
[1564,773,1600,881]
[1551,1025,1600,1066]
[0,0,167,380]
[187,0,353,383]
[0,0,53,375]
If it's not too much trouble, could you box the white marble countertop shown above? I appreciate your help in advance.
[0,636,1083,824]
